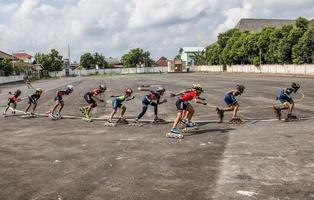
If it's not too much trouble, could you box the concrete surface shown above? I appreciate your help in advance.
[0,73,313,200]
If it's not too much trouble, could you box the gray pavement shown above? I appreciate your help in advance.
[0,73,313,200]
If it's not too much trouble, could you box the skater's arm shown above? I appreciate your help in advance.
[126,96,135,101]
[170,90,189,97]
[93,94,104,102]
[158,99,167,105]
[194,96,207,105]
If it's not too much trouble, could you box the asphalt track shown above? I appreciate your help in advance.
[0,73,314,200]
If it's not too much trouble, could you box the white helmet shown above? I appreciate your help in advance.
[66,85,74,92]
[156,86,165,94]
[99,84,107,91]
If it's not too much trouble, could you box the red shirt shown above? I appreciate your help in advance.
[89,89,102,96]
[179,91,197,102]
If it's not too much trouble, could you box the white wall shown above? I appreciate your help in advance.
[189,64,314,76]
[0,75,24,84]
[48,65,314,77]
[49,67,169,77]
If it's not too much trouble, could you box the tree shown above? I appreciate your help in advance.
[191,51,206,65]
[205,44,221,65]
[292,27,314,64]
[121,48,154,67]
[93,52,108,68]
[34,49,63,72]
[295,17,309,32]
[0,58,14,76]
[80,53,94,69]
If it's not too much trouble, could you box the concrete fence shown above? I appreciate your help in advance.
[191,64,314,76]
[0,75,24,84]
[49,66,169,77]
[48,64,314,78]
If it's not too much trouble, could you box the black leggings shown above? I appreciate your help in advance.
[137,102,157,119]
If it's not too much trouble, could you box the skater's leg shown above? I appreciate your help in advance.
[186,104,194,121]
[3,103,11,114]
[109,109,117,122]
[12,103,17,113]
[137,106,148,120]
[172,111,183,129]
[49,101,59,114]
[32,103,37,113]
[58,101,64,113]
[25,103,31,113]
[120,106,126,118]
[232,104,239,119]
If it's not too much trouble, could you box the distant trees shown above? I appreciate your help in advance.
[0,58,13,76]
[80,52,108,69]
[205,17,314,66]
[34,49,63,72]
[121,48,154,67]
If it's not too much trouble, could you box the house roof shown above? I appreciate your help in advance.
[180,47,205,53]
[0,50,14,59]
[155,57,169,66]
[235,18,314,32]
[13,52,33,59]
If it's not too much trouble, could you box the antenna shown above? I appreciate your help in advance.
[68,43,71,64]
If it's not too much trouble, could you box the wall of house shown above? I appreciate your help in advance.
[0,75,24,84]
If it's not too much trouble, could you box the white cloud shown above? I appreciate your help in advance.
[0,0,313,61]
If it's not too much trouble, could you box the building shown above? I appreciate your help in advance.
[105,57,122,67]
[0,50,15,60]
[179,47,205,66]
[167,59,187,73]
[155,57,169,67]
[235,18,314,32]
[13,52,33,63]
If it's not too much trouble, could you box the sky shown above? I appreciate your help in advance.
[0,0,314,62]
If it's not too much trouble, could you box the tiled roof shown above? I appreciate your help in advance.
[13,52,33,59]
[235,18,314,32]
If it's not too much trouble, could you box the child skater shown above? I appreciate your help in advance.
[46,85,74,118]
[134,86,167,123]
[273,82,300,121]
[24,88,43,115]
[108,87,135,124]
[80,84,106,120]
[216,84,245,123]
[3,89,22,116]
[167,84,207,138]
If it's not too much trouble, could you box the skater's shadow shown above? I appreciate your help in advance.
[185,128,236,137]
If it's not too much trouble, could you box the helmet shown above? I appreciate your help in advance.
[99,84,107,91]
[36,88,43,93]
[156,86,165,94]
[15,89,21,96]
[124,87,133,95]
[237,84,245,94]
[66,85,74,92]
[192,83,203,92]
[291,82,300,92]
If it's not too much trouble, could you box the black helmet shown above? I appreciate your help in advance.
[15,89,21,96]
[237,84,245,94]
[291,82,300,93]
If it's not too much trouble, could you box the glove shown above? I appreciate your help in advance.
[99,99,104,102]
[203,102,207,105]
[110,95,114,98]
[162,99,168,103]
[170,93,176,97]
